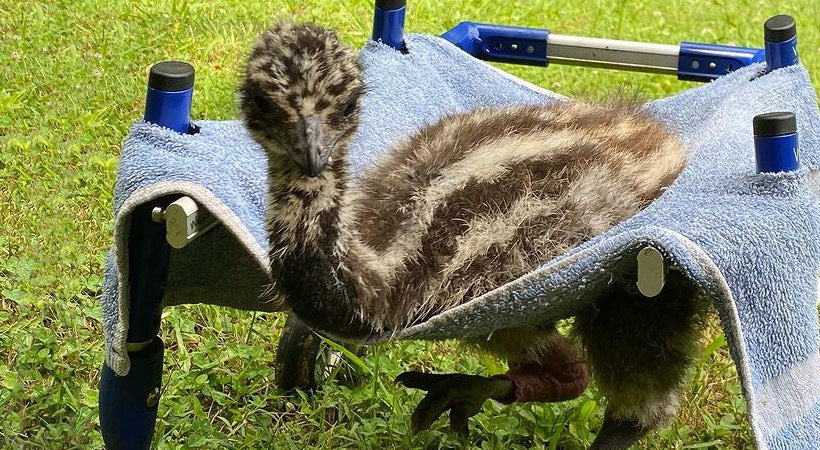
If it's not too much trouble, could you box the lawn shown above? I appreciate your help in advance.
[1,0,818,448]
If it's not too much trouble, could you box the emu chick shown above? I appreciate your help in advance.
[241,22,700,449]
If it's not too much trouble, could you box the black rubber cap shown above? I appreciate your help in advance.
[148,61,195,92]
[764,15,796,43]
[376,0,406,10]
[754,112,797,137]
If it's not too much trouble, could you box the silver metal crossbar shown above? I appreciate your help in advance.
[547,34,680,74]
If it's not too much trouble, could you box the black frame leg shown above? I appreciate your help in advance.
[100,201,171,449]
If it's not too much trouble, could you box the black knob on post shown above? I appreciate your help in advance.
[753,111,797,137]
[376,0,406,10]
[148,61,195,91]
[753,111,799,173]
[764,15,797,43]
[764,15,798,70]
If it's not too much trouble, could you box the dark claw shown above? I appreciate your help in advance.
[448,401,480,436]
[411,382,456,432]
[396,371,514,435]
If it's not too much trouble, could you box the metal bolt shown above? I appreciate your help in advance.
[511,43,518,50]
[691,60,700,69]
[146,386,160,408]
[709,62,717,70]
[151,207,165,223]
[526,45,535,54]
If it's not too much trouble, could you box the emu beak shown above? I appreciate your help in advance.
[298,114,329,177]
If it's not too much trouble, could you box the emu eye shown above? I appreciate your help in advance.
[342,99,357,118]
[252,94,271,113]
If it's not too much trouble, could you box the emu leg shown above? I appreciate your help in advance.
[574,273,706,449]
[491,331,589,405]
[397,331,589,435]
[396,372,514,435]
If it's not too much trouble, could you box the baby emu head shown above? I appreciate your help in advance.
[240,22,364,177]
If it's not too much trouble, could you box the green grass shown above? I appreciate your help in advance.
[1,0,818,448]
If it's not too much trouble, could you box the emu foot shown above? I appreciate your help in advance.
[395,371,514,435]
[589,413,652,450]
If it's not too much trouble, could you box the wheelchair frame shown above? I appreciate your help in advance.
[98,2,801,447]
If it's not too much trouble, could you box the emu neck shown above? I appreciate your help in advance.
[266,151,373,339]
[266,152,347,259]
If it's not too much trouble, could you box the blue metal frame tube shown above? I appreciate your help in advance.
[754,112,799,173]
[143,61,195,134]
[125,202,170,344]
[440,16,808,82]
[372,0,406,51]
[99,337,164,450]
[99,201,171,449]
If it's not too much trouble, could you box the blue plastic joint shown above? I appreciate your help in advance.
[372,0,406,51]
[765,36,798,70]
[441,22,549,67]
[755,132,799,173]
[677,42,765,82]
[144,87,193,133]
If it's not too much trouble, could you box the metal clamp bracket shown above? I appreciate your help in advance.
[441,22,549,66]
[151,196,219,249]
[677,42,764,81]
[637,246,666,297]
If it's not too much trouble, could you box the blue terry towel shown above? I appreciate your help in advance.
[102,34,820,448]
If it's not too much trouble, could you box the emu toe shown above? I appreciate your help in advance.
[396,371,514,435]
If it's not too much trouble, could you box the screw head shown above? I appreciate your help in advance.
[151,207,165,223]
[146,386,160,408]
